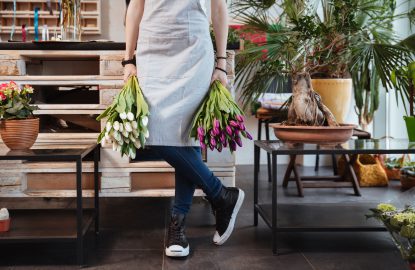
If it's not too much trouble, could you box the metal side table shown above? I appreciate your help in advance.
[0,143,100,267]
[253,138,415,255]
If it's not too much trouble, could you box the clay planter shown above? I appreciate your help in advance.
[0,218,10,232]
[409,261,415,270]
[400,173,415,190]
[0,118,39,150]
[311,78,352,124]
[270,123,355,144]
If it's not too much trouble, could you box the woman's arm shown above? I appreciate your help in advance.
[210,0,229,85]
[124,0,145,81]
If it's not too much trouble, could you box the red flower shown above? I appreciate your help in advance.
[0,92,6,101]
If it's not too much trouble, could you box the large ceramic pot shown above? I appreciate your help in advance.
[0,118,39,150]
[409,261,415,270]
[311,78,353,124]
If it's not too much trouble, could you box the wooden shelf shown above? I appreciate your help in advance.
[0,209,94,241]
[0,75,122,86]
[0,0,101,36]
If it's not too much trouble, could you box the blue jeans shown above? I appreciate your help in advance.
[151,146,223,215]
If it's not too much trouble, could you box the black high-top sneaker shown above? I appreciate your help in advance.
[211,186,245,245]
[165,213,189,257]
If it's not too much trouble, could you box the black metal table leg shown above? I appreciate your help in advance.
[257,119,262,172]
[314,154,320,171]
[94,146,100,237]
[265,122,272,182]
[76,159,84,267]
[331,154,338,175]
[272,153,278,255]
[254,144,260,226]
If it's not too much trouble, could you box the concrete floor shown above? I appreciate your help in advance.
[0,165,411,270]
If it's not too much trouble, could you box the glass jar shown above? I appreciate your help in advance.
[60,0,82,41]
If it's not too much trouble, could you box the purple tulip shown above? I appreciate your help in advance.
[213,127,220,135]
[223,140,228,148]
[229,140,237,151]
[198,133,204,142]
[245,131,253,140]
[213,119,220,129]
[210,137,217,147]
[217,145,223,152]
[226,125,233,136]
[234,129,240,136]
[239,122,246,131]
[197,126,205,136]
[209,144,215,151]
[210,130,216,137]
[235,136,243,147]
[200,142,207,150]
[229,120,239,128]
[220,132,226,143]
[236,114,244,122]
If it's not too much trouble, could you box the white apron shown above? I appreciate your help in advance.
[136,0,214,146]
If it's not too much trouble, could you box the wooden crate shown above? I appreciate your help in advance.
[0,0,101,36]
[0,49,237,198]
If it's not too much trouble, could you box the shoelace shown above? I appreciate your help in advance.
[168,224,184,246]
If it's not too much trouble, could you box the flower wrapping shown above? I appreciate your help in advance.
[97,76,149,159]
[190,80,252,152]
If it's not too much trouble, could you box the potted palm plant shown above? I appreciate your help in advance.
[0,81,39,150]
[233,0,413,132]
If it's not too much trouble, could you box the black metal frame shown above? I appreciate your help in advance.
[254,139,415,255]
[0,144,100,266]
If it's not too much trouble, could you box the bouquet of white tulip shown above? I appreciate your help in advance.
[97,76,149,159]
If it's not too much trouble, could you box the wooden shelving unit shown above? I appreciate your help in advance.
[0,0,101,36]
[0,47,237,198]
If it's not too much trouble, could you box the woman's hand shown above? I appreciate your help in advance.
[211,68,228,86]
[124,64,137,82]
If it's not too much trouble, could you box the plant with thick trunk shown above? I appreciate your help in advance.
[233,0,414,128]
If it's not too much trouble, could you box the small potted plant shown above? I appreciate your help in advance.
[368,203,415,269]
[0,208,10,232]
[0,81,39,150]
[401,166,415,190]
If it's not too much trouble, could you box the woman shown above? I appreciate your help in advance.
[123,0,245,258]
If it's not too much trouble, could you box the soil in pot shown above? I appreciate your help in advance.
[0,118,39,150]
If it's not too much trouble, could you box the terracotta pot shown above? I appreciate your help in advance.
[270,123,356,144]
[0,218,10,232]
[311,78,352,124]
[409,261,415,270]
[0,118,39,150]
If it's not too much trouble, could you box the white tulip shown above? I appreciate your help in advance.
[125,122,132,132]
[131,121,138,129]
[120,112,127,120]
[127,112,134,121]
[112,141,118,151]
[113,121,120,131]
[129,134,136,142]
[132,129,139,138]
[113,130,121,141]
[119,123,124,132]
[125,138,130,144]
[116,144,122,152]
[144,129,150,138]
[122,130,129,138]
[106,122,112,132]
[133,140,141,149]
[141,116,149,127]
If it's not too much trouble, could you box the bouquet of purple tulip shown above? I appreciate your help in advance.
[190,80,252,152]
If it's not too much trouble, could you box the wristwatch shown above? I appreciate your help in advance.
[121,56,136,67]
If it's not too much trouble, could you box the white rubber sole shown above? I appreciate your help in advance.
[165,244,190,257]
[213,189,245,245]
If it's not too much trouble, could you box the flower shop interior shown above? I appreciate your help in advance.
[0,0,414,269]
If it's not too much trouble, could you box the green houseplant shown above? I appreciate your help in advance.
[391,59,415,141]
[233,0,413,130]
[0,81,39,150]
[368,203,415,269]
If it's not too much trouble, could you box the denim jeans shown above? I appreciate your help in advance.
[151,146,223,215]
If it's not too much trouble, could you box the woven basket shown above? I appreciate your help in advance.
[354,154,389,187]
[0,118,39,150]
